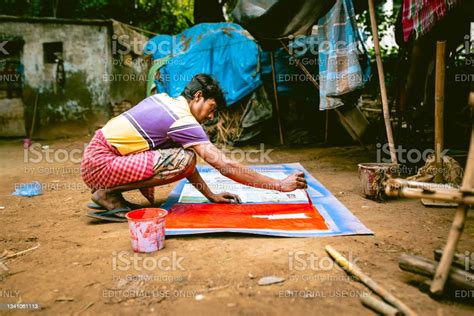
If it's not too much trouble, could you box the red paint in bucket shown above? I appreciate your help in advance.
[126,208,167,253]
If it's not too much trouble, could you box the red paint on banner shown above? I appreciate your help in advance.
[166,203,328,231]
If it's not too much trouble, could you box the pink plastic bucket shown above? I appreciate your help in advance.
[125,208,168,253]
[358,163,398,199]
[23,138,32,149]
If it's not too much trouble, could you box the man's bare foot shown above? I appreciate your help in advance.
[91,190,127,212]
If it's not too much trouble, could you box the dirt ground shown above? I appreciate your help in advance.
[0,137,473,315]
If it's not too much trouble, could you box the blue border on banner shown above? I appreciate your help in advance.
[160,163,373,237]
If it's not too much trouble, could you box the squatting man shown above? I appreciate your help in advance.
[81,74,307,220]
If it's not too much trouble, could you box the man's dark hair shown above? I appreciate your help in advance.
[181,74,226,108]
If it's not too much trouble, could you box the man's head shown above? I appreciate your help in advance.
[181,74,226,123]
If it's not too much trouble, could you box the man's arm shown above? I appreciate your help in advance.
[192,143,307,192]
[186,167,241,203]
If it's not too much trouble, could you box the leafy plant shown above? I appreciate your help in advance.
[0,0,194,35]
[357,0,402,59]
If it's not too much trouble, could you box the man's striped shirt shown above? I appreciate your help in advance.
[101,93,210,155]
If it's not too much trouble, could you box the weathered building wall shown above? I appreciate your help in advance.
[0,21,112,138]
[109,55,148,111]
[0,98,26,136]
[108,20,149,116]
[0,18,150,138]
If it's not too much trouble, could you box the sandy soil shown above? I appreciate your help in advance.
[0,137,473,315]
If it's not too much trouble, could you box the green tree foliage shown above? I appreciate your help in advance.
[0,0,194,34]
[357,0,402,58]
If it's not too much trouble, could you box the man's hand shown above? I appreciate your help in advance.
[278,172,307,192]
[192,143,307,193]
[209,192,242,203]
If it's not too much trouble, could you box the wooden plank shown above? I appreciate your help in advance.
[434,41,446,183]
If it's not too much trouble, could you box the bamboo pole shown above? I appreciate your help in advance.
[367,0,397,164]
[270,51,285,145]
[434,41,446,183]
[430,206,469,296]
[431,124,474,295]
[385,186,474,204]
[361,295,402,316]
[386,178,458,192]
[399,254,474,290]
[325,245,416,316]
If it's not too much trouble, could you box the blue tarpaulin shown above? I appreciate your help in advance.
[144,23,262,106]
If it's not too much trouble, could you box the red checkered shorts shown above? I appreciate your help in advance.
[80,130,194,203]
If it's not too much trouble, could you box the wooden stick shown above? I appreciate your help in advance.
[360,107,383,113]
[325,245,416,316]
[29,92,39,139]
[325,110,329,144]
[469,91,474,109]
[269,51,284,145]
[431,124,474,295]
[279,41,319,89]
[0,244,40,261]
[434,41,446,183]
[460,123,474,194]
[385,186,474,204]
[430,204,469,295]
[367,0,397,164]
[399,254,474,290]
[361,295,402,316]
[386,178,459,191]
